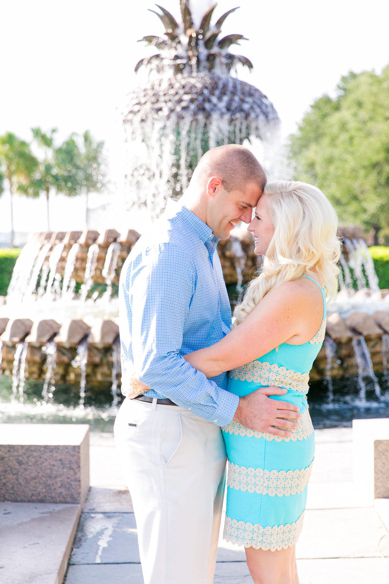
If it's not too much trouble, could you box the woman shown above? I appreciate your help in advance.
[185,181,340,584]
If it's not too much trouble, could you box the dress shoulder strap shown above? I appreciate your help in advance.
[301,274,325,293]
[301,274,326,324]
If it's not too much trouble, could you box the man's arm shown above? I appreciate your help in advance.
[122,243,240,427]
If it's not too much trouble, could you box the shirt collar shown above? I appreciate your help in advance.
[164,199,219,245]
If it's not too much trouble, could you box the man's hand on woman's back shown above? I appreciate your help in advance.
[233,386,301,437]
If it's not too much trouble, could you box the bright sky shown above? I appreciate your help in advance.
[1,0,388,235]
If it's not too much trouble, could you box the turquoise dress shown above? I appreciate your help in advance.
[222,276,326,551]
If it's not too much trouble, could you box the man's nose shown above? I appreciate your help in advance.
[241,208,253,223]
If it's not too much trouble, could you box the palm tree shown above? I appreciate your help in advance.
[78,131,106,229]
[0,132,38,247]
[30,127,60,231]
[123,1,279,216]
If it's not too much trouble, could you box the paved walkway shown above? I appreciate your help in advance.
[63,427,389,584]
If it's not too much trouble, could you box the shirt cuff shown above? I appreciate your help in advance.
[211,390,240,427]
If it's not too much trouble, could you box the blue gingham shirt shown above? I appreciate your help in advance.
[119,200,240,427]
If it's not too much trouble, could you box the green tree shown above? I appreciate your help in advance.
[0,132,38,247]
[30,127,61,231]
[290,66,389,244]
[78,131,106,228]
[55,134,84,199]
[30,128,88,231]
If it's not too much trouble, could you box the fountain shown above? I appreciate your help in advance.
[0,3,388,428]
[1,226,389,408]
[122,0,279,219]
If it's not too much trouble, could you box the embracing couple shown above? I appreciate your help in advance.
[114,145,340,584]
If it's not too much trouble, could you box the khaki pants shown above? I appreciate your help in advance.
[114,397,227,584]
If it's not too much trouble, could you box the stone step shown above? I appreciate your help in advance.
[0,502,81,584]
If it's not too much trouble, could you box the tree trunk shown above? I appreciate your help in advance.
[85,189,89,229]
[7,171,14,248]
[372,223,381,246]
[46,187,50,232]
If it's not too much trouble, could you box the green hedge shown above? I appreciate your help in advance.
[0,249,21,296]
[370,246,389,289]
[0,246,387,298]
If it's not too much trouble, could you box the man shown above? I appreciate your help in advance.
[114,145,300,584]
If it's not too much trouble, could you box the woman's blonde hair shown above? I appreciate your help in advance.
[233,180,340,326]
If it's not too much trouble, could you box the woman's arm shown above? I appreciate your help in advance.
[184,280,322,377]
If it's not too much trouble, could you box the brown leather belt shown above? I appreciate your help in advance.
[134,395,177,406]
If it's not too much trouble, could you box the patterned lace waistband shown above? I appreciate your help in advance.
[229,360,309,394]
[223,408,314,442]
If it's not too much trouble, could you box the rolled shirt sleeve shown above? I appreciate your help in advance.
[120,242,239,427]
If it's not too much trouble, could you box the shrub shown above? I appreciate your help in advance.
[0,248,21,296]
[369,246,389,289]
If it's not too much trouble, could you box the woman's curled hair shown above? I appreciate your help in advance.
[233,181,340,326]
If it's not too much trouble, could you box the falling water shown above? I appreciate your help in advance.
[11,342,28,402]
[382,333,389,384]
[230,238,246,303]
[71,338,89,407]
[338,250,354,291]
[123,74,279,219]
[6,241,42,303]
[352,336,381,401]
[80,244,99,302]
[25,243,52,300]
[102,242,121,301]
[62,243,80,301]
[110,341,121,409]
[324,336,337,403]
[343,238,366,290]
[37,264,50,300]
[44,243,65,300]
[355,239,380,292]
[42,341,57,401]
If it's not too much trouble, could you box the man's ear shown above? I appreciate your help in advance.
[206,176,223,198]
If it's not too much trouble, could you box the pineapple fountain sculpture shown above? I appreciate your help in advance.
[122,0,280,218]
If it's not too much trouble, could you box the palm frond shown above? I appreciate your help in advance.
[138,35,171,50]
[214,7,239,30]
[218,34,246,50]
[180,0,193,32]
[155,4,179,30]
[204,30,221,50]
[164,31,180,42]
[234,55,254,70]
[199,4,217,35]
[149,9,176,33]
[135,54,162,73]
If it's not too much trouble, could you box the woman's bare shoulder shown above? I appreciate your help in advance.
[258,277,322,317]
[266,278,318,300]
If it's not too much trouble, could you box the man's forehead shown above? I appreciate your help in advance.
[240,183,263,206]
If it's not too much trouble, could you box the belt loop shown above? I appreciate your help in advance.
[152,398,158,411]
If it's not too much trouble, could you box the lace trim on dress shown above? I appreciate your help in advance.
[310,318,326,344]
[227,461,313,497]
[222,408,314,442]
[224,513,305,551]
[229,360,309,393]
